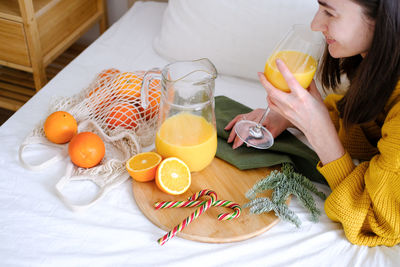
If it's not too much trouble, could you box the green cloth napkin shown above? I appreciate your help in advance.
[215,95,326,184]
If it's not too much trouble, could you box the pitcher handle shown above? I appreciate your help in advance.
[141,68,161,109]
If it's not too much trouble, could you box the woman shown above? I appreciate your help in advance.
[225,0,400,247]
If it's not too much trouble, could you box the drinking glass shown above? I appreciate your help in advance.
[234,24,324,149]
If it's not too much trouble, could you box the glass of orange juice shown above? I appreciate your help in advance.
[235,24,324,149]
[141,59,218,172]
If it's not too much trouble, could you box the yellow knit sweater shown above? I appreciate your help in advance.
[317,81,400,247]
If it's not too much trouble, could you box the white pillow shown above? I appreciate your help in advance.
[153,0,319,81]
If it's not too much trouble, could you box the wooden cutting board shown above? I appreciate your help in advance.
[132,157,288,243]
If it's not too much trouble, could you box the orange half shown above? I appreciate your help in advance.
[126,152,162,182]
[155,157,191,195]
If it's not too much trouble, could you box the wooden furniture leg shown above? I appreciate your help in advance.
[18,0,47,92]
[97,0,109,34]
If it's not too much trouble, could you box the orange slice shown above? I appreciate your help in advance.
[155,157,191,195]
[126,152,162,182]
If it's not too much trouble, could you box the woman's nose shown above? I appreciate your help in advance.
[311,11,326,32]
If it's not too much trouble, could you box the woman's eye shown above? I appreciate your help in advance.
[324,10,333,17]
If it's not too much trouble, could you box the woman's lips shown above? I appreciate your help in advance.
[326,38,335,45]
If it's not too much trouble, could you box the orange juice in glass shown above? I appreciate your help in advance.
[155,112,217,172]
[234,24,324,149]
[263,24,324,92]
[264,50,318,92]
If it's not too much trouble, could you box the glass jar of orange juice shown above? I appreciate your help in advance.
[141,59,217,172]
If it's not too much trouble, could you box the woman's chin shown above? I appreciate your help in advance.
[328,46,341,59]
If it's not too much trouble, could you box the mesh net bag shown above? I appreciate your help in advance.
[19,68,161,211]
[83,68,161,146]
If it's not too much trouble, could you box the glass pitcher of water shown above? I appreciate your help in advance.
[141,58,218,172]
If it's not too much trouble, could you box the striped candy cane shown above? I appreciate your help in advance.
[155,193,241,221]
[157,189,217,246]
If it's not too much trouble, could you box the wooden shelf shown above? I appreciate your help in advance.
[0,1,22,21]
[0,43,86,111]
[0,1,20,15]
[33,0,55,15]
[0,0,107,111]
[0,0,70,20]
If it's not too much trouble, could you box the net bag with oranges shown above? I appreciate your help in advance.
[19,68,161,212]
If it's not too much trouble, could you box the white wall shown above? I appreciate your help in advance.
[78,0,131,45]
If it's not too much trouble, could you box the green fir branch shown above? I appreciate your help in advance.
[290,171,327,201]
[246,170,285,199]
[244,163,327,227]
[244,197,301,227]
[244,197,275,213]
[271,180,291,204]
[290,182,321,222]
[274,203,301,228]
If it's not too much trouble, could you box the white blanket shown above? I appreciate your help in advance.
[0,2,398,266]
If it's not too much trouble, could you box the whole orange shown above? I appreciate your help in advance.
[105,103,141,130]
[89,68,121,97]
[88,86,115,116]
[144,80,161,120]
[113,72,142,100]
[44,111,78,144]
[68,132,105,168]
[97,68,121,82]
[88,68,121,115]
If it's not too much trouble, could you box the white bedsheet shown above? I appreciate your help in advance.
[0,2,399,266]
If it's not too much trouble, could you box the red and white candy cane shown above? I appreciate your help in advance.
[154,191,241,221]
[157,189,217,246]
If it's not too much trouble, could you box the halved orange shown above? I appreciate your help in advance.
[126,152,162,182]
[155,157,191,195]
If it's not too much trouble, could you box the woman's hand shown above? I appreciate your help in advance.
[259,59,345,165]
[224,107,292,149]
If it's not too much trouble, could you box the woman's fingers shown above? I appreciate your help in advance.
[227,125,238,143]
[232,136,244,149]
[224,114,241,131]
[227,122,245,148]
[257,71,289,103]
[226,116,243,143]
[308,80,324,102]
[257,72,278,96]
[225,109,268,148]
[257,72,273,89]
[276,58,304,93]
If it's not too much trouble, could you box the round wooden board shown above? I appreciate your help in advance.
[132,157,288,243]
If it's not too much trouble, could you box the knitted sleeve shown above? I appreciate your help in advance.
[317,98,400,247]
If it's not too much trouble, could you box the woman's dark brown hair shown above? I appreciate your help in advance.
[319,0,400,127]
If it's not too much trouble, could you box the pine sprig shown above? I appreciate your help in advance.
[246,170,285,199]
[245,163,327,227]
[291,182,321,222]
[244,197,301,227]
[287,167,326,201]
[271,180,291,204]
